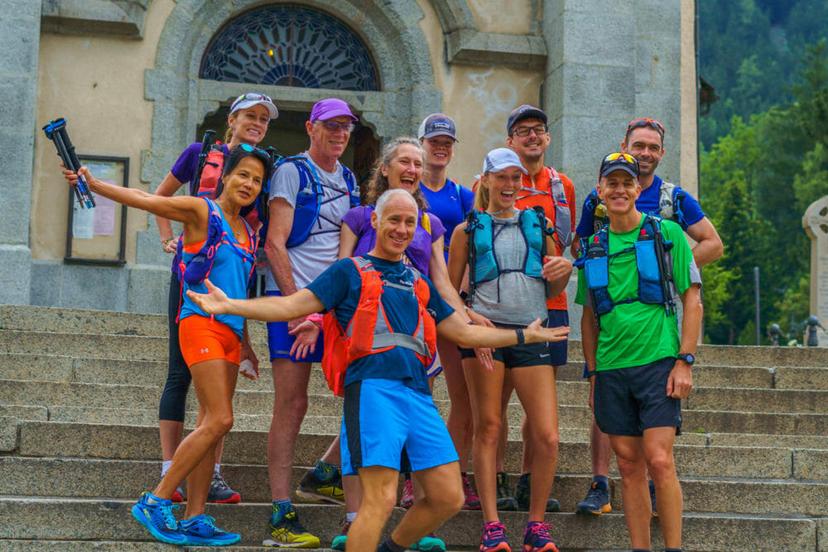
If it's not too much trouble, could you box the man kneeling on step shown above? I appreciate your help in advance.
[188,189,569,551]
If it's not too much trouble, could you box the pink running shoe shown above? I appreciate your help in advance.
[522,521,558,552]
[462,473,481,510]
[480,521,511,552]
[400,478,415,509]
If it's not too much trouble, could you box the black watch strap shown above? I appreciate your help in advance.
[677,353,696,366]
[515,328,525,346]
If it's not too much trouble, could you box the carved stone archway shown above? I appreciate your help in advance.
[135,0,442,274]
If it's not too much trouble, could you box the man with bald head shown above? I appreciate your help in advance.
[188,189,570,551]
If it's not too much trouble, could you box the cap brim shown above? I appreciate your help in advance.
[314,109,359,122]
[232,100,279,120]
[421,130,458,141]
[488,162,528,175]
[600,165,638,178]
[509,108,548,130]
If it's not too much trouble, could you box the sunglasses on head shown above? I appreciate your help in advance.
[603,152,637,165]
[626,117,665,137]
[230,92,273,111]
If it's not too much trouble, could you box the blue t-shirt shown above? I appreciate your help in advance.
[575,175,705,236]
[420,179,474,260]
[307,255,454,393]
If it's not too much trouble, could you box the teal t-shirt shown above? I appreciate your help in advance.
[575,215,699,371]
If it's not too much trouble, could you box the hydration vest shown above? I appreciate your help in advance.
[321,257,437,397]
[174,198,258,321]
[276,155,359,248]
[585,181,687,233]
[465,208,550,300]
[518,167,572,249]
[574,214,676,324]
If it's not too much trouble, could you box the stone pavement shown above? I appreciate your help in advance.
[1,305,827,551]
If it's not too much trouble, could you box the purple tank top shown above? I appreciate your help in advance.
[342,205,445,276]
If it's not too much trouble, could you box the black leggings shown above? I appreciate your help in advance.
[158,272,191,422]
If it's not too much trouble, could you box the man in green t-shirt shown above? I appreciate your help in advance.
[575,152,702,552]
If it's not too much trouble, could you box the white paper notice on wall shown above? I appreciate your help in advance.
[93,195,116,236]
[72,202,94,239]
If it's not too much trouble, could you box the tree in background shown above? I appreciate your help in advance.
[700,40,828,344]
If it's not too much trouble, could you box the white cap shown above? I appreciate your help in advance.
[230,93,279,119]
[482,148,528,175]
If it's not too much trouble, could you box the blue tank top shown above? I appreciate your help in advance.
[420,178,474,260]
[179,201,255,337]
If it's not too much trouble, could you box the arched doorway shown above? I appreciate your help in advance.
[196,4,381,184]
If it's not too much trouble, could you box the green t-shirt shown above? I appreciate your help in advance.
[575,215,698,371]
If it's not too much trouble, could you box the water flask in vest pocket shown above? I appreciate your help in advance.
[584,257,613,314]
[634,240,665,304]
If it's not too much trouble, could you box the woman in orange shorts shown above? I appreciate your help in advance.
[62,144,271,546]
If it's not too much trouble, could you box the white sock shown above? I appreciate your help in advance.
[161,460,172,477]
[345,512,357,523]
[214,463,221,475]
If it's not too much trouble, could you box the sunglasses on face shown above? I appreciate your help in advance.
[626,117,665,137]
[318,120,355,133]
[511,125,548,138]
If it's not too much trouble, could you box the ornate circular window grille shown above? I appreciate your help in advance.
[200,5,379,91]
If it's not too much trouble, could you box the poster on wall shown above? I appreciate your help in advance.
[65,156,128,265]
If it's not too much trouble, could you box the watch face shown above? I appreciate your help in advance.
[681,353,695,365]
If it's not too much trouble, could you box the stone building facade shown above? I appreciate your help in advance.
[2,0,698,313]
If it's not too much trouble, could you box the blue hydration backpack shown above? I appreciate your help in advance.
[465,207,551,299]
[176,198,258,287]
[275,155,359,248]
[574,214,676,324]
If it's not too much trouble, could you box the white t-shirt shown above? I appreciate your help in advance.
[265,152,354,291]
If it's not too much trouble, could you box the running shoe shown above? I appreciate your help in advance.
[331,518,351,551]
[171,486,186,503]
[575,480,612,515]
[649,479,657,517]
[296,461,345,505]
[263,503,321,548]
[462,473,481,510]
[522,521,558,552]
[130,491,186,545]
[496,472,518,511]
[411,533,447,551]
[480,521,511,552]
[209,472,241,503]
[514,473,560,513]
[400,477,415,509]
[180,514,241,546]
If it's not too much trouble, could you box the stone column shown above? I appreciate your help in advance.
[803,195,828,346]
[0,0,41,304]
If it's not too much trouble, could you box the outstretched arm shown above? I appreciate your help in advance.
[436,312,568,349]
[187,279,324,322]
[64,167,205,236]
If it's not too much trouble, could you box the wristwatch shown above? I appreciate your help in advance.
[677,353,696,366]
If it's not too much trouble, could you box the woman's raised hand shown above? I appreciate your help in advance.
[526,318,570,343]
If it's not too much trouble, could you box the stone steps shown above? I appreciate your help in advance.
[7,351,828,392]
[2,305,827,551]
[3,455,827,515]
[0,497,820,551]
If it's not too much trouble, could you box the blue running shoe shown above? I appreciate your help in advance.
[180,514,241,546]
[410,533,446,551]
[575,480,611,515]
[131,491,186,545]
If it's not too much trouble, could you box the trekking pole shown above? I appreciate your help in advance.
[189,130,217,196]
[42,118,96,209]
[651,222,676,316]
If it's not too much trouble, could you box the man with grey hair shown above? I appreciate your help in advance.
[187,189,570,552]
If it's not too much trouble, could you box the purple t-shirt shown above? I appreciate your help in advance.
[342,205,445,276]
[170,142,230,186]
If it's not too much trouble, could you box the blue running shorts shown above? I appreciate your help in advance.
[340,378,458,476]
[266,290,324,363]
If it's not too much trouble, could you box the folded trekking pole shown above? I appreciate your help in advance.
[189,129,216,196]
[42,118,96,209]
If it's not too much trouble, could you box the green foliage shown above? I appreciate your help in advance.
[700,39,828,344]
